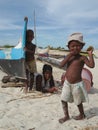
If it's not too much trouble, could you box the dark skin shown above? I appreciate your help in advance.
[59,41,95,123]
[24,30,36,93]
[25,30,36,61]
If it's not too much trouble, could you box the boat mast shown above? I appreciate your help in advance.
[34,10,37,46]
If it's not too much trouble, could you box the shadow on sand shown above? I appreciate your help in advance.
[85,106,98,120]
[88,87,98,94]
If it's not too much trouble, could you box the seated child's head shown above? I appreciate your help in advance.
[43,64,52,80]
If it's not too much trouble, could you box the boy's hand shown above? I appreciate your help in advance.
[24,47,28,51]
[24,17,28,22]
[87,50,93,56]
[70,50,77,56]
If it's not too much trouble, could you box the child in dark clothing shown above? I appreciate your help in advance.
[36,64,58,93]
[42,64,58,93]
[24,29,37,93]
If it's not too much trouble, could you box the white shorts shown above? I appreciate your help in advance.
[61,80,89,105]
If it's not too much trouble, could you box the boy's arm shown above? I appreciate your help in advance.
[83,50,95,68]
[24,47,35,54]
[60,53,73,67]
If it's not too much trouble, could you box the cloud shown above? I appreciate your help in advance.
[0,20,22,30]
[0,0,98,48]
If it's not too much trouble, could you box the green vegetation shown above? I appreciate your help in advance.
[47,45,65,51]
[2,44,14,48]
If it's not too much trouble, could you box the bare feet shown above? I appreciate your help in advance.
[59,116,70,124]
[23,87,28,94]
[73,114,86,120]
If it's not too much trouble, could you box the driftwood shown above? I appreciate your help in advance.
[6,92,52,103]
[79,126,98,130]
[1,82,25,88]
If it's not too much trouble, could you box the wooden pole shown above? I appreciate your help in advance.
[34,10,37,46]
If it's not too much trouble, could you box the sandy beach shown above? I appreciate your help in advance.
[0,50,98,130]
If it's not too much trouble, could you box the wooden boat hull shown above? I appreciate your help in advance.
[0,18,28,79]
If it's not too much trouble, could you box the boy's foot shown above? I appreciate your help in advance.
[59,116,70,124]
[29,87,32,91]
[23,87,28,94]
[72,114,86,120]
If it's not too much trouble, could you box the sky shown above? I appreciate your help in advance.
[0,0,98,50]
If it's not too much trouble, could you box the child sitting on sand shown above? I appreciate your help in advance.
[59,32,95,123]
[35,64,58,93]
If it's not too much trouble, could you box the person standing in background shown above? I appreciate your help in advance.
[24,29,37,92]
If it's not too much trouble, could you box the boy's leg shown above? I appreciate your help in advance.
[24,69,30,92]
[59,101,70,123]
[36,74,42,91]
[29,72,34,91]
[73,103,86,120]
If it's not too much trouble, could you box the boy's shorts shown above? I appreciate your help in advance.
[61,80,89,105]
[26,59,37,73]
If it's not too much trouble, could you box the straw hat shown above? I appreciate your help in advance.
[67,32,85,46]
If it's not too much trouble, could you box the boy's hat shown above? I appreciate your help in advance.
[67,33,85,46]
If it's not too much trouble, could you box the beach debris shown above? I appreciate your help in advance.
[28,128,35,130]
[1,81,24,88]
[2,75,19,83]
[6,91,52,103]
[79,126,98,130]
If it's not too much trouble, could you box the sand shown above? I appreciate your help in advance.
[0,50,98,130]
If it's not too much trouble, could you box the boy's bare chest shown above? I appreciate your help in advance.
[68,56,83,66]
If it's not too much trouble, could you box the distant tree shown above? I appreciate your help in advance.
[3,44,14,48]
[38,45,65,50]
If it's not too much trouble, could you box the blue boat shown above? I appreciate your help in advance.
[0,17,28,80]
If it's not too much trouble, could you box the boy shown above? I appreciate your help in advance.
[24,29,37,92]
[59,33,95,123]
